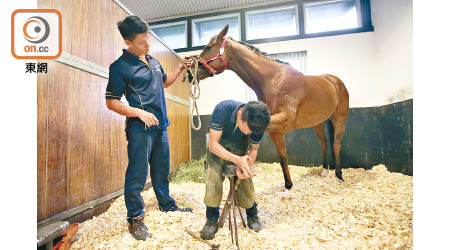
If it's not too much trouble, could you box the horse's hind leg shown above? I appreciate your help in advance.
[330,117,347,181]
[268,132,293,190]
[313,123,329,176]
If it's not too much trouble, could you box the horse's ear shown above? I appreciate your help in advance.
[217,25,229,41]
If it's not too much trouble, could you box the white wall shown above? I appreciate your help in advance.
[179,0,412,114]
[371,0,413,104]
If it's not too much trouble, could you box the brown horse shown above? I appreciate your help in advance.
[192,25,349,189]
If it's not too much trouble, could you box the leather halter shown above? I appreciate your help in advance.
[199,38,228,75]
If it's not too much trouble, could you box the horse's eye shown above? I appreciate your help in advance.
[205,46,211,51]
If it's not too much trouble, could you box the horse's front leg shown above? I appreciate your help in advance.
[266,112,288,132]
[268,132,293,190]
[266,112,293,189]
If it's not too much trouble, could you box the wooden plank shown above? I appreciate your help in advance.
[37,60,49,221]
[113,2,126,59]
[53,0,73,53]
[94,76,112,197]
[66,68,98,208]
[182,105,191,163]
[46,61,69,216]
[167,102,175,170]
[71,0,89,60]
[65,0,88,211]
[67,66,84,209]
[110,112,124,192]
[87,0,102,66]
[84,73,97,202]
[165,101,191,169]
[101,0,115,68]
[37,0,56,221]
[94,0,115,196]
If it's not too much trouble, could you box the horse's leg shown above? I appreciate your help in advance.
[313,123,328,176]
[268,132,293,189]
[330,117,347,182]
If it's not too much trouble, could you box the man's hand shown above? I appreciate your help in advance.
[179,56,194,69]
[247,153,256,167]
[137,109,159,127]
[236,155,253,179]
[247,156,257,176]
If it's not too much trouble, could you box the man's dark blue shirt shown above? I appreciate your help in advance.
[105,49,169,131]
[209,100,264,144]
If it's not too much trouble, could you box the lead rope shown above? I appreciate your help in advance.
[181,55,203,130]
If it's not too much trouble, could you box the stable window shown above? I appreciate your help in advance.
[150,21,187,49]
[268,51,307,72]
[246,6,298,40]
[192,14,240,46]
[304,0,361,34]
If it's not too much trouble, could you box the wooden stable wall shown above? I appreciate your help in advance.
[37,0,191,222]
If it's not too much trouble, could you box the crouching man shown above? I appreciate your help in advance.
[200,100,270,240]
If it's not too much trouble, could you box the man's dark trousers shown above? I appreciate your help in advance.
[124,127,176,220]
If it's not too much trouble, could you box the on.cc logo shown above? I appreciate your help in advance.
[23,16,50,44]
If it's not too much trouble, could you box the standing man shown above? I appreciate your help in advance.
[105,16,191,241]
[200,100,271,240]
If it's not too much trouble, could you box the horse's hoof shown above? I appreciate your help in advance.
[336,171,344,182]
[320,169,328,177]
[285,182,293,190]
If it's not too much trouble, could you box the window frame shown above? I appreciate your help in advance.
[191,13,241,47]
[245,5,299,40]
[303,0,362,34]
[148,0,374,53]
[149,21,188,49]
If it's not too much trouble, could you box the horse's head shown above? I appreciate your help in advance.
[194,25,230,80]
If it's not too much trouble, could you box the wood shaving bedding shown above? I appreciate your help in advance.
[71,163,412,250]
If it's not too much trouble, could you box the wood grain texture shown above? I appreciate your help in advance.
[53,0,73,54]
[71,0,89,60]
[37,60,49,221]
[166,101,191,168]
[46,61,69,216]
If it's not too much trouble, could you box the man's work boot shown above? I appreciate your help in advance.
[128,216,151,241]
[200,219,219,240]
[247,215,262,232]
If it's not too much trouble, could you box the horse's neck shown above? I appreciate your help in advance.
[227,44,281,101]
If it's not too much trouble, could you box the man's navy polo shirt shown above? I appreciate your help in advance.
[105,49,170,131]
[209,100,264,144]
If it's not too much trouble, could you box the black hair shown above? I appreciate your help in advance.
[117,16,148,41]
[241,101,271,134]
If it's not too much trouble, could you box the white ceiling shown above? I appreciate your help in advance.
[118,0,294,22]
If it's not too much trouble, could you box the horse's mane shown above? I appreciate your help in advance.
[209,36,289,65]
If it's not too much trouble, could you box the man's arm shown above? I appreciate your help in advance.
[163,63,184,88]
[106,99,159,127]
[208,128,253,179]
[247,143,260,166]
[163,58,193,88]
